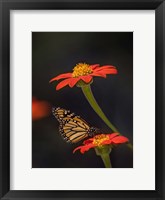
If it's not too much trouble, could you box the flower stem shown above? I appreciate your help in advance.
[81,84,133,150]
[81,84,119,132]
[100,153,112,168]
[95,146,112,168]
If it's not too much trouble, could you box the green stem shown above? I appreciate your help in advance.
[95,146,112,168]
[81,84,119,132]
[81,84,133,150]
[100,153,112,168]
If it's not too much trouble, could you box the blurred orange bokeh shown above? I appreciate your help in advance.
[32,97,51,121]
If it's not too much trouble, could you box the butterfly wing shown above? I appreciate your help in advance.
[53,107,91,143]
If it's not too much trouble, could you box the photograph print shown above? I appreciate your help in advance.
[32,32,133,168]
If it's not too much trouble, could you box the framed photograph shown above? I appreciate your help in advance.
[0,0,164,199]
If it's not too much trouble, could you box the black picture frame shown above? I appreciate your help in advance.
[0,0,164,199]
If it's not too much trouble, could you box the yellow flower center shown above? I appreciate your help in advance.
[72,63,93,78]
[93,134,109,146]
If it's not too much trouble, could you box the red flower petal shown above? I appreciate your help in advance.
[73,143,96,154]
[73,146,84,153]
[111,136,129,144]
[101,133,119,145]
[80,75,93,83]
[108,133,119,139]
[98,68,117,74]
[56,78,72,90]
[83,138,94,145]
[49,73,72,82]
[81,143,96,153]
[101,140,112,145]
[69,77,80,87]
[91,72,107,78]
[90,64,100,70]
[94,65,116,71]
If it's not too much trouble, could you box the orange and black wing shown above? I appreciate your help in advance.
[52,107,91,143]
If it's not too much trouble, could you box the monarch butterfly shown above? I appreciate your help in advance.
[52,107,100,144]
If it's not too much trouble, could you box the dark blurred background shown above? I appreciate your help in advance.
[32,32,133,168]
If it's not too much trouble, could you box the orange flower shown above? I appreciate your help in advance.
[32,97,51,121]
[73,133,129,154]
[49,63,117,90]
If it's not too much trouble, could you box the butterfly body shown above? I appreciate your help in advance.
[52,107,100,143]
